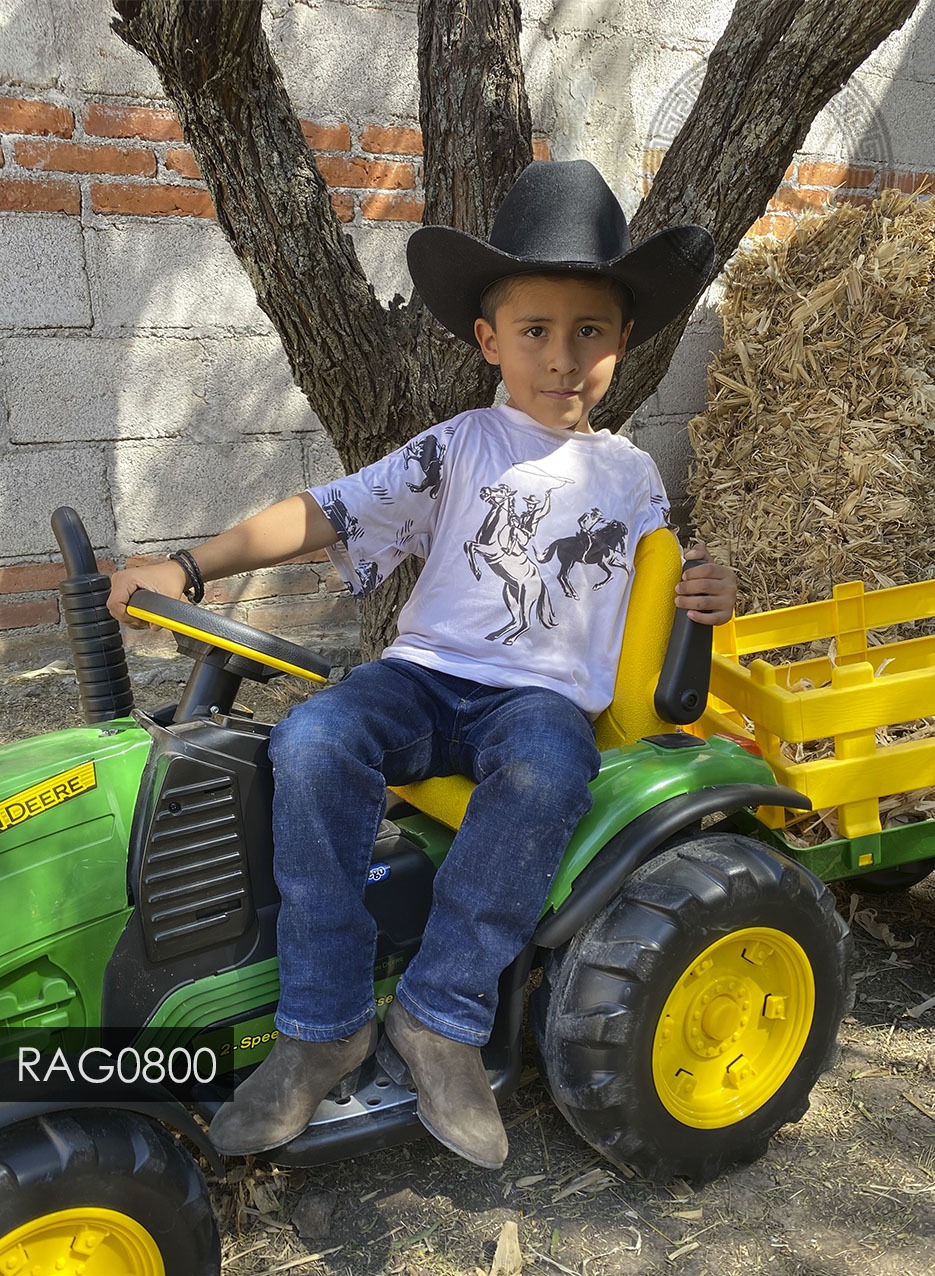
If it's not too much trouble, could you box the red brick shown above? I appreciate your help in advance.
[360,125,422,156]
[0,96,73,138]
[246,595,357,632]
[315,155,415,191]
[0,598,59,629]
[798,159,875,189]
[205,566,323,607]
[84,102,183,142]
[165,146,201,179]
[0,561,118,594]
[91,182,215,218]
[0,177,80,214]
[796,160,846,188]
[15,138,156,177]
[747,213,795,239]
[0,563,66,594]
[881,169,932,195]
[641,147,667,176]
[769,186,832,213]
[836,192,876,208]
[301,120,352,151]
[361,191,424,222]
[330,191,355,223]
[532,138,551,162]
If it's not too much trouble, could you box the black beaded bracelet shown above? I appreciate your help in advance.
[167,549,205,604]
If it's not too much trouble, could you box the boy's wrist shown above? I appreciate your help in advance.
[167,550,205,603]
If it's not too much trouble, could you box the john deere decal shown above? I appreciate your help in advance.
[0,762,97,832]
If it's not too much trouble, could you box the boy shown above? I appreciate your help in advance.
[108,160,735,1170]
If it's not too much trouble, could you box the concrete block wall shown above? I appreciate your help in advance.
[1,0,933,663]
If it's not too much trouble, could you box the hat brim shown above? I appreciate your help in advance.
[407,223,715,348]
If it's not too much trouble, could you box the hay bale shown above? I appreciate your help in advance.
[688,191,935,614]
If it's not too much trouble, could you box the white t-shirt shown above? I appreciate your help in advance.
[308,405,670,715]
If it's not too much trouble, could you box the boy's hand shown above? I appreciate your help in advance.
[107,560,189,629]
[674,542,736,626]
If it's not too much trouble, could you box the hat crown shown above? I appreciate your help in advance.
[489,160,631,266]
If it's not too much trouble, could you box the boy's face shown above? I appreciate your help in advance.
[474,275,633,433]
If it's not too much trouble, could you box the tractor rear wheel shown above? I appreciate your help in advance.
[533,833,853,1182]
[0,1110,219,1275]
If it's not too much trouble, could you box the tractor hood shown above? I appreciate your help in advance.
[0,722,151,956]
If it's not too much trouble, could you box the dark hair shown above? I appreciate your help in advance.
[479,271,633,329]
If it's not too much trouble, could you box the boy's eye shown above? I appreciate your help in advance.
[579,325,600,337]
[524,325,545,338]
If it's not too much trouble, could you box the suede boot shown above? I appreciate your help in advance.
[379,999,508,1169]
[208,1020,377,1155]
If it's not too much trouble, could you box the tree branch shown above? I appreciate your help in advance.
[112,0,408,471]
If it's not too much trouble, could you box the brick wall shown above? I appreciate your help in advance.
[0,93,551,660]
[641,150,934,236]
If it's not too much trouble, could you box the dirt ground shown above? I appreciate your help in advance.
[2,648,934,1276]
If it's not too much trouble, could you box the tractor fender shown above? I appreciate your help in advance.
[532,783,809,950]
[0,1097,226,1178]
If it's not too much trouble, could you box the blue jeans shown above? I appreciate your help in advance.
[268,658,600,1046]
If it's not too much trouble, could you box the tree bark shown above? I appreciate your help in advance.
[112,0,920,650]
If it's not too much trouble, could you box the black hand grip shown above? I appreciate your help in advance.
[653,561,713,725]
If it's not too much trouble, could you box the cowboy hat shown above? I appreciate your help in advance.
[407,159,715,348]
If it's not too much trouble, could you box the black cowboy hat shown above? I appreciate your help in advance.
[407,159,715,348]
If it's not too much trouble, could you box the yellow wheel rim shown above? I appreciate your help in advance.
[652,926,815,1129]
[0,1206,164,1276]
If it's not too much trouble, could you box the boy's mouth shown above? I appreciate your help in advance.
[542,389,580,400]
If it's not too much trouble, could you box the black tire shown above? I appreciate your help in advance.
[532,833,854,1183]
[0,1110,220,1275]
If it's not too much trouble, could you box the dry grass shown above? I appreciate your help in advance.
[688,190,935,616]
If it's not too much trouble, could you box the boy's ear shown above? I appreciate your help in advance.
[474,317,501,366]
[616,318,635,363]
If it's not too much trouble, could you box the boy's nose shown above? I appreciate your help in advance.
[548,338,578,374]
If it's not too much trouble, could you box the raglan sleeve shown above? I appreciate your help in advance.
[632,450,673,542]
[307,424,450,597]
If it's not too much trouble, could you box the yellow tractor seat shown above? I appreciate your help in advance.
[389,527,687,830]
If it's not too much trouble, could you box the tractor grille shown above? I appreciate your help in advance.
[139,758,253,962]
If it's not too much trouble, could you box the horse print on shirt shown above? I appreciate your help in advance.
[538,509,630,600]
[463,483,557,645]
[404,433,446,498]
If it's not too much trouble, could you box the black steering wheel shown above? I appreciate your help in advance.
[127,590,330,685]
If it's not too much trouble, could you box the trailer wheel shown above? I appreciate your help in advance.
[847,858,935,893]
[533,833,853,1182]
[0,1110,220,1275]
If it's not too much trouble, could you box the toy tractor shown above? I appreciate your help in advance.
[0,506,871,1275]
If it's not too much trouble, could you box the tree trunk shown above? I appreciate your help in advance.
[112,0,920,650]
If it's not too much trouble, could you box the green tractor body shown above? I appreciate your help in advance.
[5,506,912,1274]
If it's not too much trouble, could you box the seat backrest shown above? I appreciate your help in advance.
[592,524,684,750]
[389,525,686,830]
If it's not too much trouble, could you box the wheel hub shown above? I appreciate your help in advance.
[0,1208,164,1276]
[652,926,815,1129]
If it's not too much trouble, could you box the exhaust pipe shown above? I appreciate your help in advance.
[51,507,135,724]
